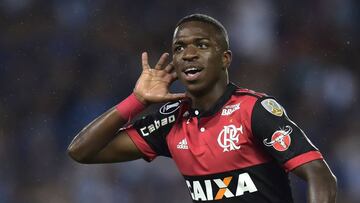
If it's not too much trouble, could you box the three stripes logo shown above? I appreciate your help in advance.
[177,138,188,149]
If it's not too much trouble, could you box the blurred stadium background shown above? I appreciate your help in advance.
[0,0,359,202]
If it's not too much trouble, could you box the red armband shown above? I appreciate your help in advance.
[116,93,145,122]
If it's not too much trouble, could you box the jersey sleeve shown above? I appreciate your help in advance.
[251,97,323,172]
[124,101,181,161]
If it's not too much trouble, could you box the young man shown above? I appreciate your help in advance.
[68,14,337,202]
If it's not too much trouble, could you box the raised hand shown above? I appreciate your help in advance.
[133,52,186,105]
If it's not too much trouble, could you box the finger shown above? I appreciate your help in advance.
[164,61,175,73]
[154,53,169,70]
[165,93,186,101]
[141,52,150,69]
[169,71,178,82]
[163,70,178,83]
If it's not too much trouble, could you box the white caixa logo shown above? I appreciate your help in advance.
[221,103,240,116]
[186,172,258,201]
[217,124,243,152]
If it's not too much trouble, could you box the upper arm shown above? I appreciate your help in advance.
[88,130,143,163]
[251,97,322,171]
[250,97,337,202]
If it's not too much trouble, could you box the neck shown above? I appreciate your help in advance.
[187,80,229,112]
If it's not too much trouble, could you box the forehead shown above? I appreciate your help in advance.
[173,21,219,43]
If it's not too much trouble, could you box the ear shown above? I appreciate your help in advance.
[222,50,232,70]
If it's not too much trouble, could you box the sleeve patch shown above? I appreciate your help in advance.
[263,125,292,152]
[261,99,284,117]
[159,101,181,115]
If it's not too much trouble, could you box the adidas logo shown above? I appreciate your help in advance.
[177,138,188,149]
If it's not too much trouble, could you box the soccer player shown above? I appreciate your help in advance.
[68,14,337,202]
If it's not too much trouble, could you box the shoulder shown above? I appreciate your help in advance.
[230,85,269,107]
[233,87,268,99]
[230,85,286,117]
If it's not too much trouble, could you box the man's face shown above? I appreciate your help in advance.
[172,21,230,95]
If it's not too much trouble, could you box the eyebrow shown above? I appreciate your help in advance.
[173,37,210,45]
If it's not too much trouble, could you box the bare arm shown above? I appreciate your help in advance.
[67,107,141,163]
[67,52,185,164]
[292,159,337,203]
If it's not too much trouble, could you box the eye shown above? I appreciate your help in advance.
[197,43,208,49]
[174,45,184,52]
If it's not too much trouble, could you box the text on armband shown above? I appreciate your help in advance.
[140,115,176,136]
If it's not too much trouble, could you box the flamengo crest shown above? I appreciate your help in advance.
[217,125,243,152]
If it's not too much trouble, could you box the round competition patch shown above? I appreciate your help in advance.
[260,99,283,117]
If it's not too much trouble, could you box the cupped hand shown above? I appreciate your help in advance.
[133,52,186,105]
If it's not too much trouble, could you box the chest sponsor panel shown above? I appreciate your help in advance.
[183,162,293,203]
[169,115,271,176]
[186,172,257,201]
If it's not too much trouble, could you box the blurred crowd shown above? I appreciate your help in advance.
[0,0,359,202]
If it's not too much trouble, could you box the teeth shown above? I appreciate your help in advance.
[184,67,200,74]
[186,67,198,71]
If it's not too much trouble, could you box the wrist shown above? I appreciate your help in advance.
[115,93,146,121]
[132,91,149,106]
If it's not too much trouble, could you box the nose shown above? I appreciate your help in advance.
[182,46,198,61]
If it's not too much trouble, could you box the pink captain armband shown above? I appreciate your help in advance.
[115,93,146,121]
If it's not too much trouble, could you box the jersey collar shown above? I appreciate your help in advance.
[185,82,238,118]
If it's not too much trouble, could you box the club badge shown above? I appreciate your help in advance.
[217,125,243,152]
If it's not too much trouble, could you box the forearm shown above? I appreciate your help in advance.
[67,93,146,163]
[307,173,337,203]
[67,107,127,162]
[293,160,337,203]
[67,52,185,163]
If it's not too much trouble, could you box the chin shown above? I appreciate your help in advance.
[184,81,209,96]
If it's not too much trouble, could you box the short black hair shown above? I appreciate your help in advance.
[176,14,229,50]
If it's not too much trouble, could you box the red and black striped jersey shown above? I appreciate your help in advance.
[125,83,323,202]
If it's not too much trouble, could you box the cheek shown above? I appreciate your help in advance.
[206,54,223,69]
[172,57,181,72]
[172,54,181,65]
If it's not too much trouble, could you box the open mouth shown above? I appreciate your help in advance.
[182,67,203,81]
[183,67,202,75]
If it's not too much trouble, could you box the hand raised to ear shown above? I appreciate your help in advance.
[133,52,186,105]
